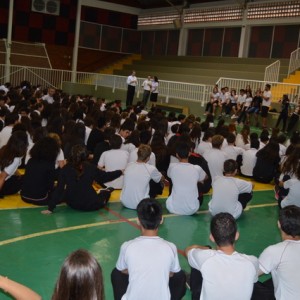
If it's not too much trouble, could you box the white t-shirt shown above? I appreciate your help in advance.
[203,148,227,181]
[196,141,212,156]
[222,145,244,161]
[166,162,206,215]
[1,157,22,180]
[120,162,162,209]
[128,149,156,166]
[98,149,129,189]
[259,240,300,300]
[85,126,92,145]
[116,236,181,300]
[240,148,258,177]
[262,90,272,107]
[281,178,300,208]
[188,248,258,300]
[0,126,13,149]
[209,176,253,219]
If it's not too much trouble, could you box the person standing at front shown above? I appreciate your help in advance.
[126,71,137,107]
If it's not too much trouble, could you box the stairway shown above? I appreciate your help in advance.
[100,54,142,74]
[270,70,300,101]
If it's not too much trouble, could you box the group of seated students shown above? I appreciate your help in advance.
[2,199,299,300]
[204,83,300,132]
[0,82,300,299]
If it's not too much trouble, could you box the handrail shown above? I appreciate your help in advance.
[264,60,280,83]
[217,77,300,103]
[0,64,214,105]
[288,47,300,76]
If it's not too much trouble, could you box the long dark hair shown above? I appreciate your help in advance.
[52,249,104,300]
[0,131,28,170]
[68,144,88,179]
[257,140,280,162]
[281,144,300,175]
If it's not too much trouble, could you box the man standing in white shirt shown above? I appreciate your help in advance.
[141,76,152,107]
[111,198,186,300]
[209,159,253,219]
[186,212,259,300]
[126,70,137,107]
[252,205,300,300]
[121,145,163,209]
[261,84,272,128]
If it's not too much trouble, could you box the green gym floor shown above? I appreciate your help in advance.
[0,181,279,299]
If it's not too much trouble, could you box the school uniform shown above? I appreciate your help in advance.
[98,149,129,189]
[166,162,206,215]
[120,162,162,209]
[203,148,227,182]
[187,248,258,300]
[209,176,253,219]
[112,236,186,300]
[258,240,300,300]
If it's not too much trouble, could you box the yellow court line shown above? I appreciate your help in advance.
[0,202,277,247]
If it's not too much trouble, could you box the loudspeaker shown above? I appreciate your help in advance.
[31,0,60,15]
[173,18,182,29]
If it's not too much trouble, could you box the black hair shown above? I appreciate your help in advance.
[210,213,237,246]
[226,132,236,144]
[279,205,300,237]
[224,159,237,174]
[109,134,122,149]
[250,139,260,149]
[30,137,60,162]
[137,198,162,230]
[175,141,190,159]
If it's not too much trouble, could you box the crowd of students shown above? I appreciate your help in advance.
[0,81,300,299]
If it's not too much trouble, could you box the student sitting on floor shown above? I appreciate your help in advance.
[252,205,300,300]
[42,144,122,214]
[166,142,207,215]
[111,198,186,300]
[120,144,164,209]
[98,134,129,189]
[21,136,59,206]
[0,131,28,198]
[253,140,280,184]
[278,161,300,209]
[203,134,228,181]
[240,138,260,178]
[209,159,254,219]
[52,249,104,300]
[185,212,259,300]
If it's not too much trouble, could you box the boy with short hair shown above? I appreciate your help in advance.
[209,159,253,219]
[185,212,259,300]
[166,142,206,215]
[121,144,164,209]
[111,198,186,300]
[253,205,300,300]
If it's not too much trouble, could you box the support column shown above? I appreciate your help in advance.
[71,0,82,83]
[178,27,188,56]
[238,25,251,58]
[5,0,14,82]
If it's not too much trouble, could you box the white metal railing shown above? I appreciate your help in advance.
[0,64,214,105]
[288,47,300,75]
[216,77,300,103]
[264,60,280,83]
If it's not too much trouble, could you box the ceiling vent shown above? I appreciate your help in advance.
[31,0,60,16]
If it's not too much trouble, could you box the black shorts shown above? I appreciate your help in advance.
[261,106,269,117]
